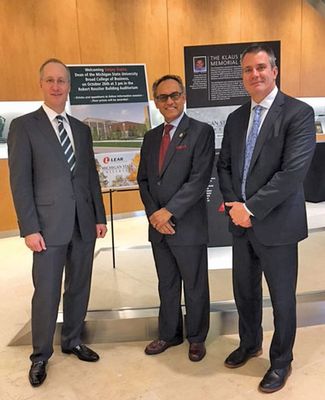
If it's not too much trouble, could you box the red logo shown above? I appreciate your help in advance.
[218,202,225,212]
[103,156,110,164]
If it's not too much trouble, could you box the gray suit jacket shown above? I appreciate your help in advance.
[217,91,316,246]
[137,114,215,245]
[8,107,106,245]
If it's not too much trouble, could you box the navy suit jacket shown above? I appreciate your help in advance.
[8,107,106,245]
[217,91,316,246]
[137,114,215,245]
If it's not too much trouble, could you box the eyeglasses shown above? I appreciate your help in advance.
[42,78,69,86]
[155,91,183,102]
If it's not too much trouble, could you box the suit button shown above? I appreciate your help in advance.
[157,181,161,186]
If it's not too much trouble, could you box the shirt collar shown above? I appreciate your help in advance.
[164,112,185,129]
[251,86,278,111]
[42,103,68,122]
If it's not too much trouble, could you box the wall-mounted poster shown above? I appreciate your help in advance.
[184,41,281,149]
[68,64,151,154]
[185,41,281,109]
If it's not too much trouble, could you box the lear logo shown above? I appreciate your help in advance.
[110,157,123,162]
[102,156,123,164]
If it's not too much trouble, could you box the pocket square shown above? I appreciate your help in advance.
[176,145,187,150]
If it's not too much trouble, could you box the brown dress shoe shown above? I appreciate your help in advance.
[189,342,206,362]
[144,338,183,355]
[224,347,262,368]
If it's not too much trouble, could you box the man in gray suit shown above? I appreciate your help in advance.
[217,44,315,393]
[8,59,107,387]
[137,75,215,362]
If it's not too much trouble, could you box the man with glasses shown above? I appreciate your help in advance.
[8,59,107,387]
[137,75,215,362]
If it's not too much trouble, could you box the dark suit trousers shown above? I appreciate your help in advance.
[232,229,298,369]
[151,240,210,343]
[30,220,95,362]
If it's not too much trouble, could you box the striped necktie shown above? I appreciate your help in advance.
[241,105,263,200]
[56,115,76,172]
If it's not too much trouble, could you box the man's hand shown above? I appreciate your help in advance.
[239,219,252,228]
[149,208,173,230]
[149,208,175,235]
[96,224,107,238]
[155,221,175,235]
[225,201,252,228]
[25,233,46,252]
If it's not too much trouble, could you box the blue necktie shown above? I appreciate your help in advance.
[241,105,263,200]
[56,115,76,172]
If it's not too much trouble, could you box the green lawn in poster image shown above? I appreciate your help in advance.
[93,141,142,148]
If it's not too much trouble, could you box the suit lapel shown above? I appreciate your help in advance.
[68,115,81,171]
[152,124,164,177]
[159,115,189,176]
[236,103,251,177]
[248,91,284,173]
[33,107,73,172]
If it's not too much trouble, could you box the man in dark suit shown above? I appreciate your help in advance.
[8,59,107,387]
[137,75,215,362]
[217,44,315,393]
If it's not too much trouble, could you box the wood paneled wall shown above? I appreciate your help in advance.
[1,0,324,231]
[0,160,18,232]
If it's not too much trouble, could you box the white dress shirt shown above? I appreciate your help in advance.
[42,104,75,151]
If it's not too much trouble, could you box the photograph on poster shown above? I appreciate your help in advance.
[69,102,150,152]
[193,56,207,73]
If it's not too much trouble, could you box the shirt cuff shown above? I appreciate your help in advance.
[244,203,254,216]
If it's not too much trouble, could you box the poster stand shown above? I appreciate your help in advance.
[102,186,139,269]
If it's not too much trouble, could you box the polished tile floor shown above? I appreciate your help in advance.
[1,212,325,399]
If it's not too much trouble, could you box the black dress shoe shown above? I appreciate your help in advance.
[144,338,183,355]
[62,344,99,362]
[189,342,206,362]
[259,365,292,393]
[29,361,47,387]
[224,346,262,368]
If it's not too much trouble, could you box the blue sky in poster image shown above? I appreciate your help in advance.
[70,102,148,124]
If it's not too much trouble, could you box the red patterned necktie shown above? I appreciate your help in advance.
[159,124,173,172]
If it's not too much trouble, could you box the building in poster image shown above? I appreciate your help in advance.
[84,116,148,141]
[68,64,151,150]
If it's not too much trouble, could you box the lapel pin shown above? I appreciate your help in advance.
[179,132,184,138]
